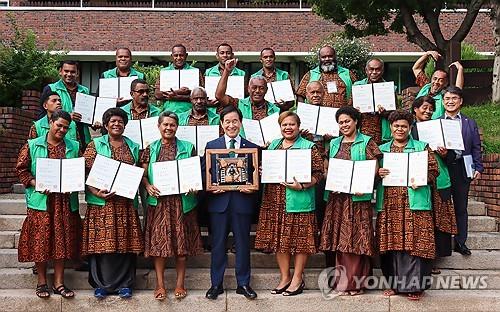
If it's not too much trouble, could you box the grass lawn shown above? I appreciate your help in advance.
[462,102,500,154]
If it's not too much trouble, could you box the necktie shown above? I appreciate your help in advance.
[229,138,236,158]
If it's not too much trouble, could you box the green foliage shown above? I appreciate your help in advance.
[462,102,500,154]
[0,14,65,107]
[305,33,371,78]
[132,62,163,107]
[424,43,488,78]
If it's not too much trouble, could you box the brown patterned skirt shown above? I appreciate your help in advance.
[144,195,203,258]
[432,186,457,235]
[255,184,318,255]
[320,193,375,257]
[18,194,81,263]
[80,197,144,257]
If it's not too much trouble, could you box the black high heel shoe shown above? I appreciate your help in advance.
[282,280,305,296]
[270,280,292,295]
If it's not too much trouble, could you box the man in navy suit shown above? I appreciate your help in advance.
[441,86,483,255]
[202,105,259,300]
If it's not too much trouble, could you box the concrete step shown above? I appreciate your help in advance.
[1,267,499,291]
[0,231,19,249]
[0,289,499,312]
[468,200,487,216]
[467,232,500,250]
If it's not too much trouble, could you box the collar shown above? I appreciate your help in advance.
[445,112,461,120]
[224,134,241,146]
[189,110,208,120]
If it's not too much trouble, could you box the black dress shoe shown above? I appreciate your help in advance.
[236,285,257,299]
[454,242,472,255]
[206,285,224,300]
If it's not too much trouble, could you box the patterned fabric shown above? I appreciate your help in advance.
[320,140,381,256]
[129,105,149,120]
[186,112,224,136]
[140,143,203,258]
[432,185,458,235]
[17,143,81,262]
[296,70,357,108]
[254,145,323,254]
[80,141,144,256]
[28,125,37,139]
[376,145,438,259]
[360,114,382,145]
[415,71,430,88]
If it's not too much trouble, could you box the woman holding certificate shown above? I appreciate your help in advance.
[255,111,322,296]
[376,109,438,301]
[16,110,81,299]
[81,108,144,299]
[319,106,381,296]
[411,96,457,273]
[140,111,203,300]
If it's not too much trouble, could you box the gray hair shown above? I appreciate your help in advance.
[249,76,267,85]
[365,58,385,70]
[190,86,207,97]
[158,111,179,125]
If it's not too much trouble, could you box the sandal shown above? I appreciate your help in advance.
[383,289,398,297]
[154,287,166,301]
[407,291,424,301]
[52,284,75,299]
[349,289,364,296]
[35,284,50,299]
[174,287,187,300]
[431,268,441,275]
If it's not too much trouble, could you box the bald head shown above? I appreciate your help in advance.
[305,81,324,105]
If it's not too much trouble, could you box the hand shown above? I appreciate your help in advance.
[354,192,363,196]
[378,168,390,178]
[162,89,176,100]
[224,58,238,72]
[427,51,441,61]
[146,184,161,198]
[30,179,36,188]
[300,128,311,137]
[239,188,256,194]
[210,189,225,194]
[410,183,419,190]
[185,188,198,196]
[354,106,361,112]
[41,189,51,195]
[116,97,130,105]
[208,99,219,106]
[96,189,115,199]
[377,105,386,114]
[70,112,82,122]
[281,177,302,191]
[177,87,191,95]
[435,146,448,157]
[323,133,333,141]
[449,61,463,71]
[91,121,102,130]
[276,99,285,106]
[472,171,481,180]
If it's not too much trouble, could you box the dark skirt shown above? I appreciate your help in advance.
[380,251,432,293]
[88,253,136,292]
[435,230,452,257]
[333,252,372,292]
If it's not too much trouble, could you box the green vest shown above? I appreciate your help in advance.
[416,83,444,120]
[146,139,197,213]
[120,103,161,120]
[238,97,280,138]
[178,109,220,126]
[375,138,432,212]
[309,66,353,99]
[268,136,316,213]
[84,135,140,208]
[25,136,80,212]
[102,67,145,79]
[353,78,392,142]
[161,63,198,114]
[326,132,373,202]
[34,115,78,141]
[251,68,289,80]
[49,79,91,144]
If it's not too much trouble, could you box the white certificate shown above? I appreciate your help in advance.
[463,155,475,178]
[93,97,116,124]
[261,150,286,183]
[441,119,465,150]
[373,81,396,111]
[86,154,120,191]
[176,126,197,147]
[317,107,339,137]
[259,113,282,144]
[264,80,295,103]
[325,158,354,193]
[110,162,144,199]
[350,159,377,194]
[178,156,203,193]
[118,76,137,100]
[408,151,428,187]
[416,120,444,150]
[196,125,220,156]
[352,84,375,113]
[286,149,312,183]
[180,68,200,90]
[160,69,200,92]
[98,78,118,99]
[242,118,264,146]
[123,119,143,148]
[140,117,161,149]
[35,158,61,193]
[296,102,320,133]
[74,93,97,125]
[60,157,85,193]
[382,152,409,187]
[152,160,179,195]
[205,76,245,100]
[159,69,179,92]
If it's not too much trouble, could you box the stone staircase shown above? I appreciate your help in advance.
[0,194,499,311]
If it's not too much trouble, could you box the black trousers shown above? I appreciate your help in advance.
[448,159,471,245]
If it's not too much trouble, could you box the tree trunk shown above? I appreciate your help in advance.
[493,2,500,104]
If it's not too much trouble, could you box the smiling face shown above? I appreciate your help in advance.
[260,49,275,70]
[390,119,410,143]
[190,88,208,113]
[443,91,463,115]
[171,46,187,69]
[158,116,178,140]
[216,45,233,66]
[59,63,78,85]
[366,59,384,83]
[115,48,132,71]
[430,70,448,94]
[221,111,242,138]
[248,78,267,105]
[43,95,62,114]
[414,101,435,122]
[280,115,300,140]
[337,113,357,137]
[49,117,70,140]
[105,115,125,137]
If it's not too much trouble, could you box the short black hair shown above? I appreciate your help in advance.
[158,111,179,125]
[116,47,132,56]
[388,109,414,125]
[172,44,187,54]
[50,109,72,124]
[444,86,463,98]
[412,96,436,113]
[335,106,362,129]
[39,91,60,107]
[58,60,79,70]
[130,78,148,91]
[220,105,243,122]
[260,47,275,57]
[217,43,233,53]
[102,107,128,126]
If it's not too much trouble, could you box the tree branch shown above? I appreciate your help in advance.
[399,3,437,51]
[451,0,485,42]
[420,5,446,48]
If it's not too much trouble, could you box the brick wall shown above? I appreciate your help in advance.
[471,154,500,220]
[0,91,39,193]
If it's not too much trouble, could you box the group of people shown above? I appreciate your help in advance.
[16,43,483,303]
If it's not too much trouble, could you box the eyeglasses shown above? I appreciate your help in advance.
[132,89,149,94]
